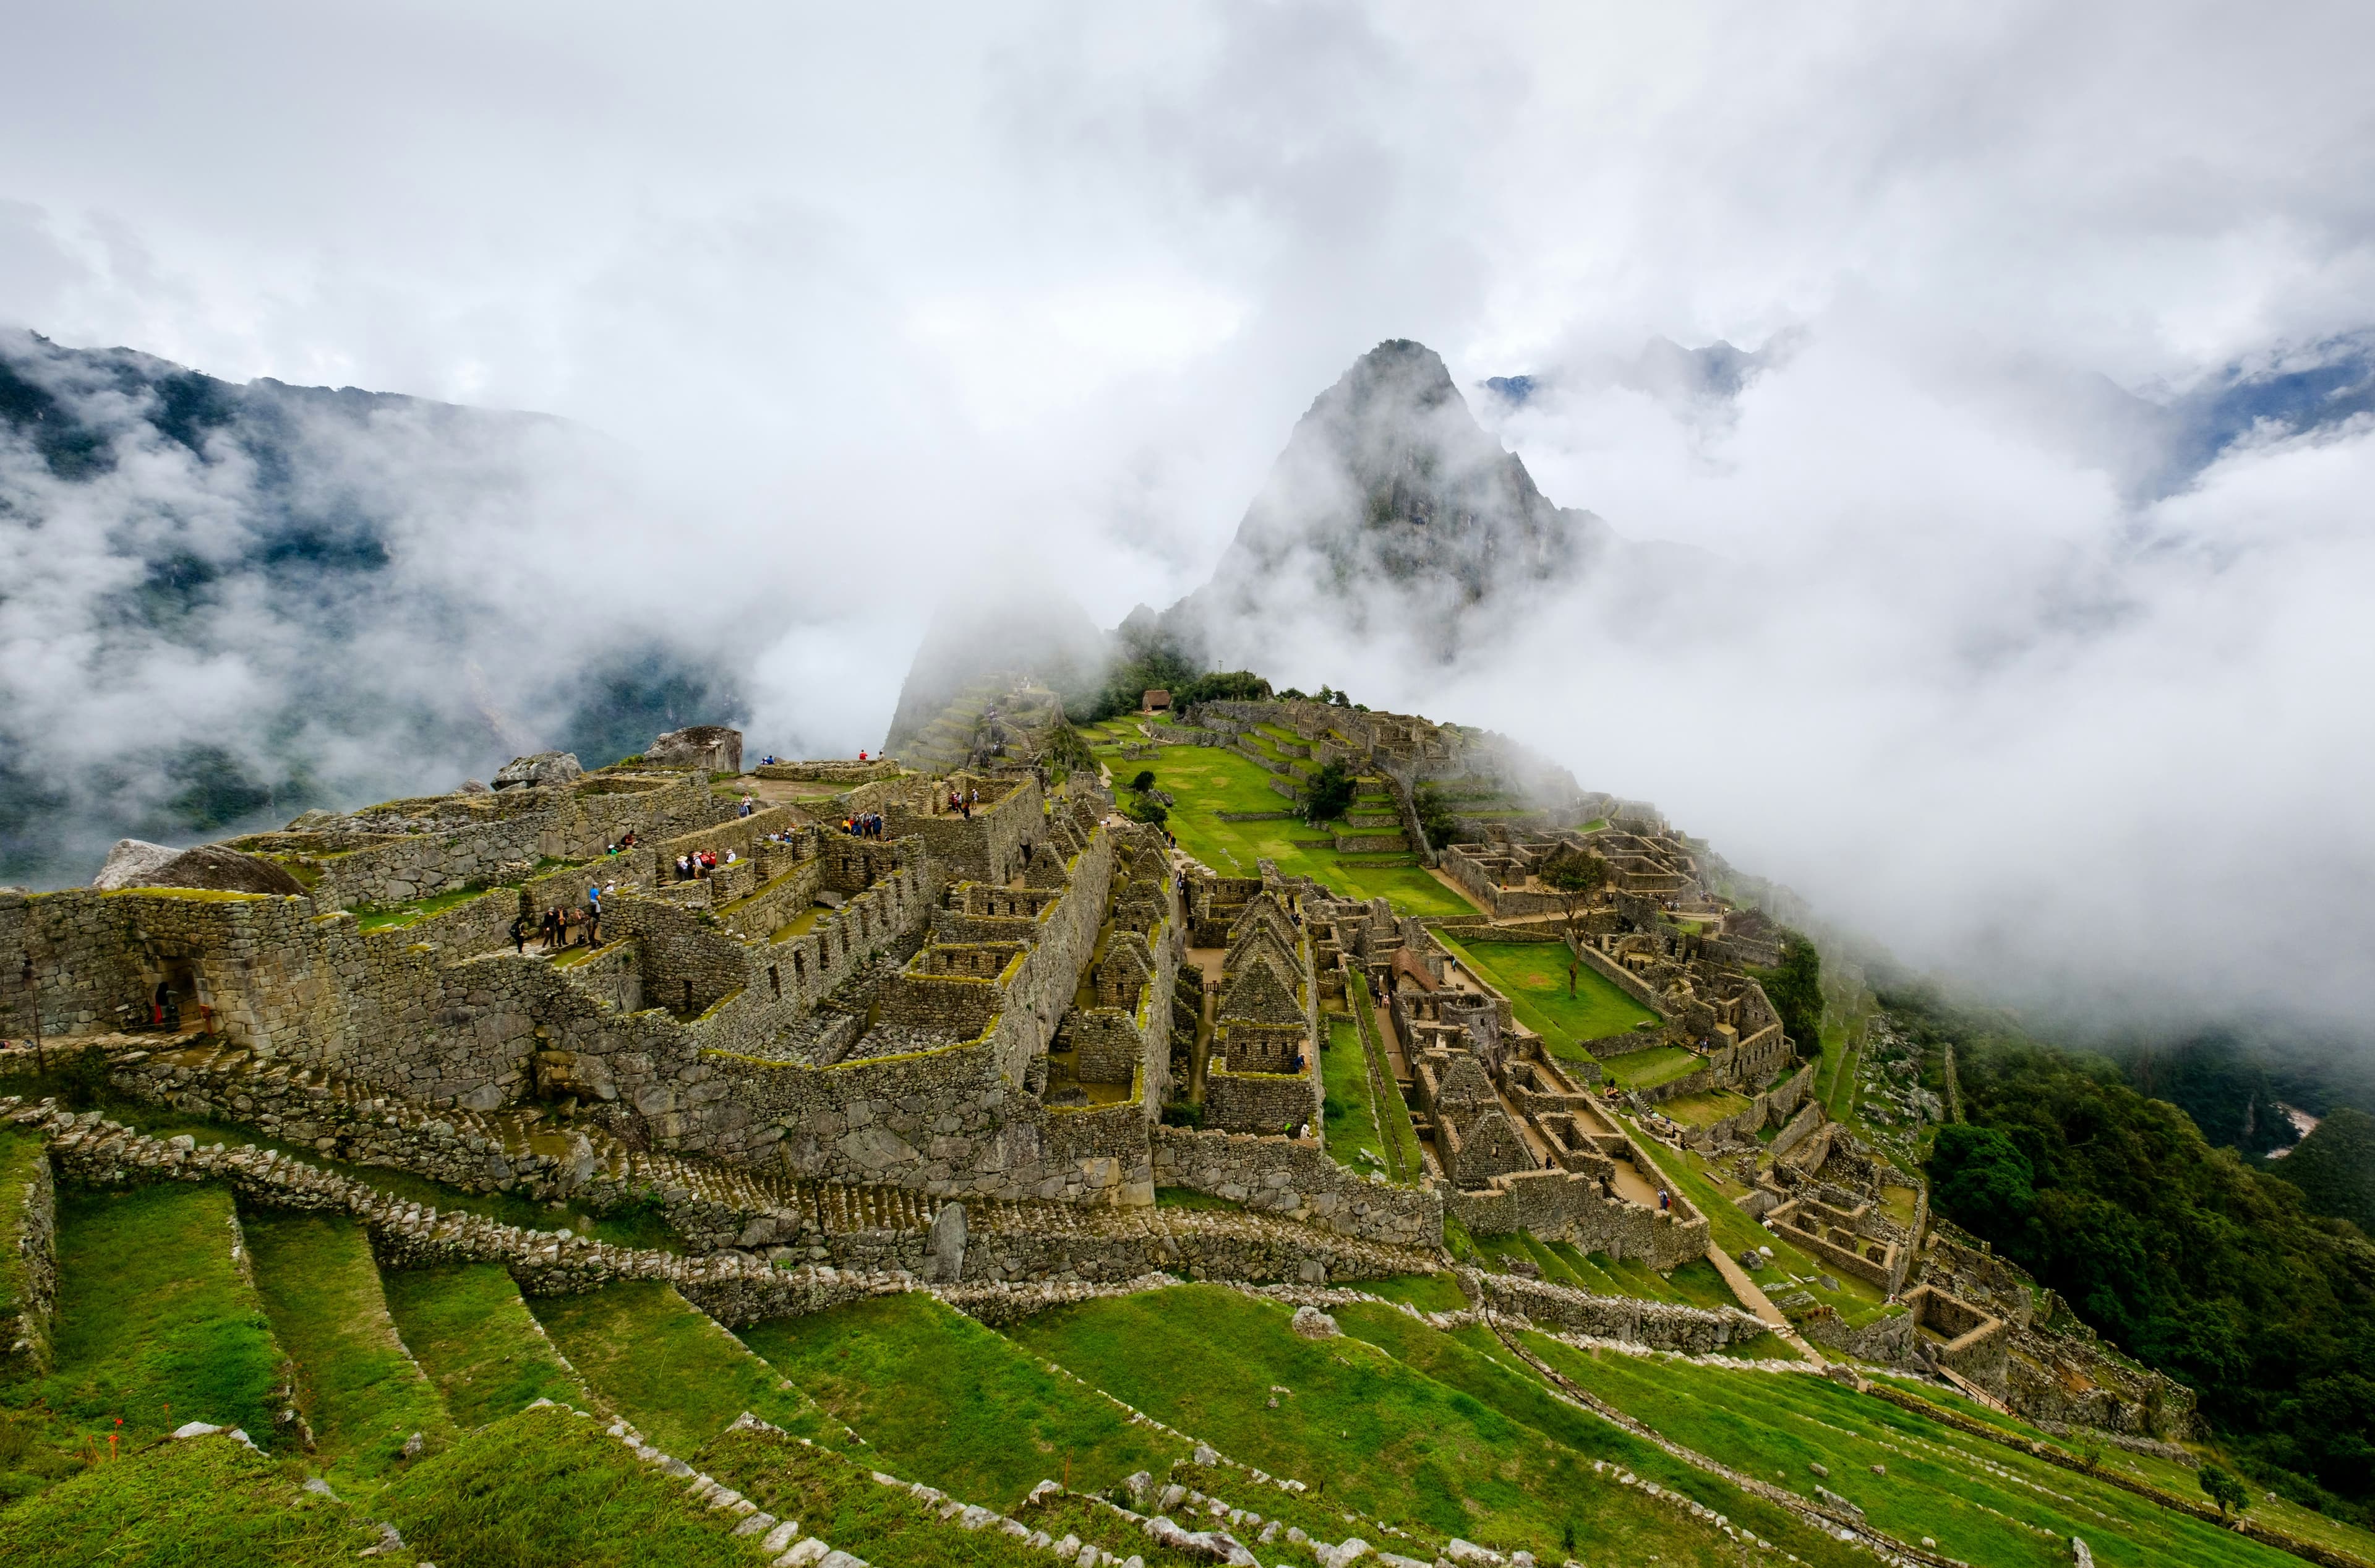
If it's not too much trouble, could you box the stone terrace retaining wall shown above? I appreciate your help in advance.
[1150,1125,1442,1250]
[1466,1268,1768,1353]
[1447,1166,1710,1272]
[0,1131,56,1374]
[9,1100,1436,1323]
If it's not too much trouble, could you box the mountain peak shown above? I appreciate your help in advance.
[1157,337,1611,666]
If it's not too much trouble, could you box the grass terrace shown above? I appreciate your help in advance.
[380,1403,768,1568]
[243,1212,457,1502]
[1432,935,1660,1065]
[0,1430,417,1567]
[1004,1282,1864,1567]
[353,886,496,932]
[1153,743,1478,916]
[1320,1016,1391,1178]
[1528,1342,2306,1568]
[739,1291,1189,1507]
[380,1262,594,1430]
[1600,1044,1705,1090]
[12,1183,285,1463]
[527,1281,841,1457]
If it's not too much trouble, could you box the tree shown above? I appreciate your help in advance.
[1303,761,1355,823]
[1538,844,1609,996]
[1752,933,1823,1056]
[1412,782,1459,846]
[1927,1124,2037,1238]
[2201,1462,2250,1518]
[2270,1106,2375,1236]
[1129,769,1156,793]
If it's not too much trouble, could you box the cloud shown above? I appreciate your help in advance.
[2,1,2373,1035]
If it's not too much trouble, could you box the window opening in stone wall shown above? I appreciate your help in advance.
[683,979,694,1014]
[768,964,780,999]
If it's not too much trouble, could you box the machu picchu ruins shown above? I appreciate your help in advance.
[1,659,2284,1568]
[3,325,2366,1568]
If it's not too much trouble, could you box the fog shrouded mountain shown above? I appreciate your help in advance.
[0,330,745,888]
[1152,338,1619,668]
[881,338,1633,740]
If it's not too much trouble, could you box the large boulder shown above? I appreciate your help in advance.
[92,839,309,897]
[491,751,583,790]
[646,726,743,774]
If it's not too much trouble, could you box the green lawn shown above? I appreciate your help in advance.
[1321,1017,1390,1178]
[1661,1089,1755,1127]
[1433,936,1659,1064]
[1601,1045,1705,1089]
[381,1262,594,1430]
[243,1212,456,1501]
[4,1183,285,1485]
[698,1419,1083,1568]
[382,1403,770,1568]
[1002,1282,1861,1566]
[1350,970,1427,1183]
[1153,745,1478,917]
[354,886,498,930]
[1528,1340,2304,1568]
[528,1281,837,1457]
[0,1430,417,1567]
[738,1291,1187,1508]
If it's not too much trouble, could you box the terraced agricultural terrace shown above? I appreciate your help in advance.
[2,699,2364,1568]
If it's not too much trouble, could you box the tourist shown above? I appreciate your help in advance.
[738,796,754,818]
[510,913,529,954]
[1657,1188,1670,1210]
[676,853,693,881]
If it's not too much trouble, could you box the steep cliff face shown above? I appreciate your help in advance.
[1160,338,1612,664]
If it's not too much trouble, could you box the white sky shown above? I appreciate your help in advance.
[6,1,2374,1026]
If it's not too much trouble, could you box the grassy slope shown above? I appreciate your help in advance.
[243,1212,456,1501]
[1150,743,1476,916]
[699,1421,1180,1568]
[1884,1380,2375,1565]
[0,1431,416,1567]
[380,1403,768,1567]
[740,1291,1188,1508]
[1329,1303,1856,1561]
[1004,1282,1858,1566]
[4,1183,284,1466]
[1350,970,1427,1182]
[1320,1017,1389,1176]
[382,1262,594,1430]
[1436,936,1658,1062]
[1602,1045,1707,1089]
[1529,1338,2302,1568]
[528,1280,836,1457]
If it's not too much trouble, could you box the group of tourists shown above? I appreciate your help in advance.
[943,785,981,820]
[676,849,736,880]
[599,831,638,857]
[842,812,886,838]
[516,900,603,954]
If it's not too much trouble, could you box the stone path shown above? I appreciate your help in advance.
[1706,1244,1826,1364]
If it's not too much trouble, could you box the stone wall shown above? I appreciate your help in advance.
[1577,938,1667,1012]
[1446,1166,1710,1272]
[1150,1125,1442,1250]
[1467,1269,1766,1352]
[1204,1069,1319,1137]
[0,1131,56,1375]
[885,777,1045,886]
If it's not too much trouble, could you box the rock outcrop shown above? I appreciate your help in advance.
[491,751,584,790]
[89,839,307,897]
